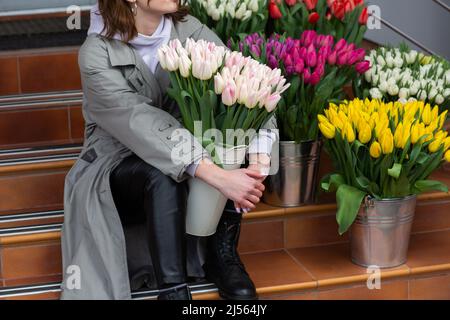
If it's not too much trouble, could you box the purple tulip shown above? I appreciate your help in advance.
[268,55,278,69]
[250,44,261,57]
[355,60,371,74]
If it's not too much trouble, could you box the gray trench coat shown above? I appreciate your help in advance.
[61,15,277,300]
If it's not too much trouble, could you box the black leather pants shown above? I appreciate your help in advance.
[109,153,189,287]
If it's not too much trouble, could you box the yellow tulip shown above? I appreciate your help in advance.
[375,118,389,138]
[317,114,329,124]
[431,106,439,121]
[422,104,432,125]
[439,110,448,129]
[342,122,356,143]
[444,137,450,151]
[318,121,336,139]
[370,141,382,158]
[410,124,420,144]
[380,130,394,154]
[401,122,412,148]
[358,122,372,144]
[394,123,404,148]
[435,130,448,140]
[445,150,450,162]
[429,138,443,153]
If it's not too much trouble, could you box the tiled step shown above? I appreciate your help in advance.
[1,230,449,300]
[0,92,84,150]
[1,186,449,289]
[0,149,79,216]
[0,47,81,97]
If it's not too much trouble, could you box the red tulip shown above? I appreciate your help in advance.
[331,1,345,19]
[269,1,283,19]
[359,7,368,25]
[308,12,320,24]
[285,0,297,6]
[304,0,318,10]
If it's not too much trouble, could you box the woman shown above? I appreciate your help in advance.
[61,0,278,300]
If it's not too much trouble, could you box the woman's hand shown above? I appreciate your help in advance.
[235,153,271,213]
[194,159,265,212]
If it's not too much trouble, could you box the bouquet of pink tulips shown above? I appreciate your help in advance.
[158,38,289,164]
[231,30,370,142]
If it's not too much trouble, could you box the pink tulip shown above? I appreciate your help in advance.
[334,38,347,52]
[214,73,225,94]
[306,48,317,68]
[355,60,371,74]
[347,48,366,65]
[294,58,305,74]
[301,30,317,47]
[303,68,312,84]
[222,82,237,106]
[327,50,337,65]
[264,93,282,112]
[337,51,349,65]
[309,71,321,85]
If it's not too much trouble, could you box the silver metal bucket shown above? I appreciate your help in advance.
[350,195,417,268]
[262,140,322,207]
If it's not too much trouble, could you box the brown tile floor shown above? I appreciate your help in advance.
[240,250,315,289]
[239,230,450,296]
[407,230,450,269]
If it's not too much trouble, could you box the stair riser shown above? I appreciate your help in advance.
[0,105,83,150]
[0,50,81,97]
[0,240,61,287]
[0,168,67,216]
[264,273,450,300]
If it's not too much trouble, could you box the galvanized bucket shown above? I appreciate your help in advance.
[262,140,322,207]
[350,195,417,268]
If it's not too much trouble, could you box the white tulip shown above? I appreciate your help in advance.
[399,88,409,100]
[378,81,388,93]
[385,56,394,68]
[435,94,445,105]
[394,57,403,68]
[235,3,247,20]
[370,88,383,99]
[428,88,438,100]
[444,88,450,98]
[376,56,386,67]
[388,84,399,96]
[214,73,225,94]
[418,90,428,101]
[179,54,192,78]
[248,0,259,12]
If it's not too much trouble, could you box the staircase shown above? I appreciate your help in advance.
[1,40,450,300]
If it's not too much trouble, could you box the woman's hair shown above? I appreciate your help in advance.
[97,0,189,42]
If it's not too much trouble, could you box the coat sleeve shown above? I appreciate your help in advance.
[79,36,209,183]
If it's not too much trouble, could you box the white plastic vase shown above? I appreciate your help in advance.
[185,144,247,236]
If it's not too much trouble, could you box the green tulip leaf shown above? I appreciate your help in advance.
[336,184,367,235]
[388,163,402,179]
[412,180,449,194]
[321,174,345,193]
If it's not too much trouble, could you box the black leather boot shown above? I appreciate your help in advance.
[203,209,258,300]
[157,283,192,300]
